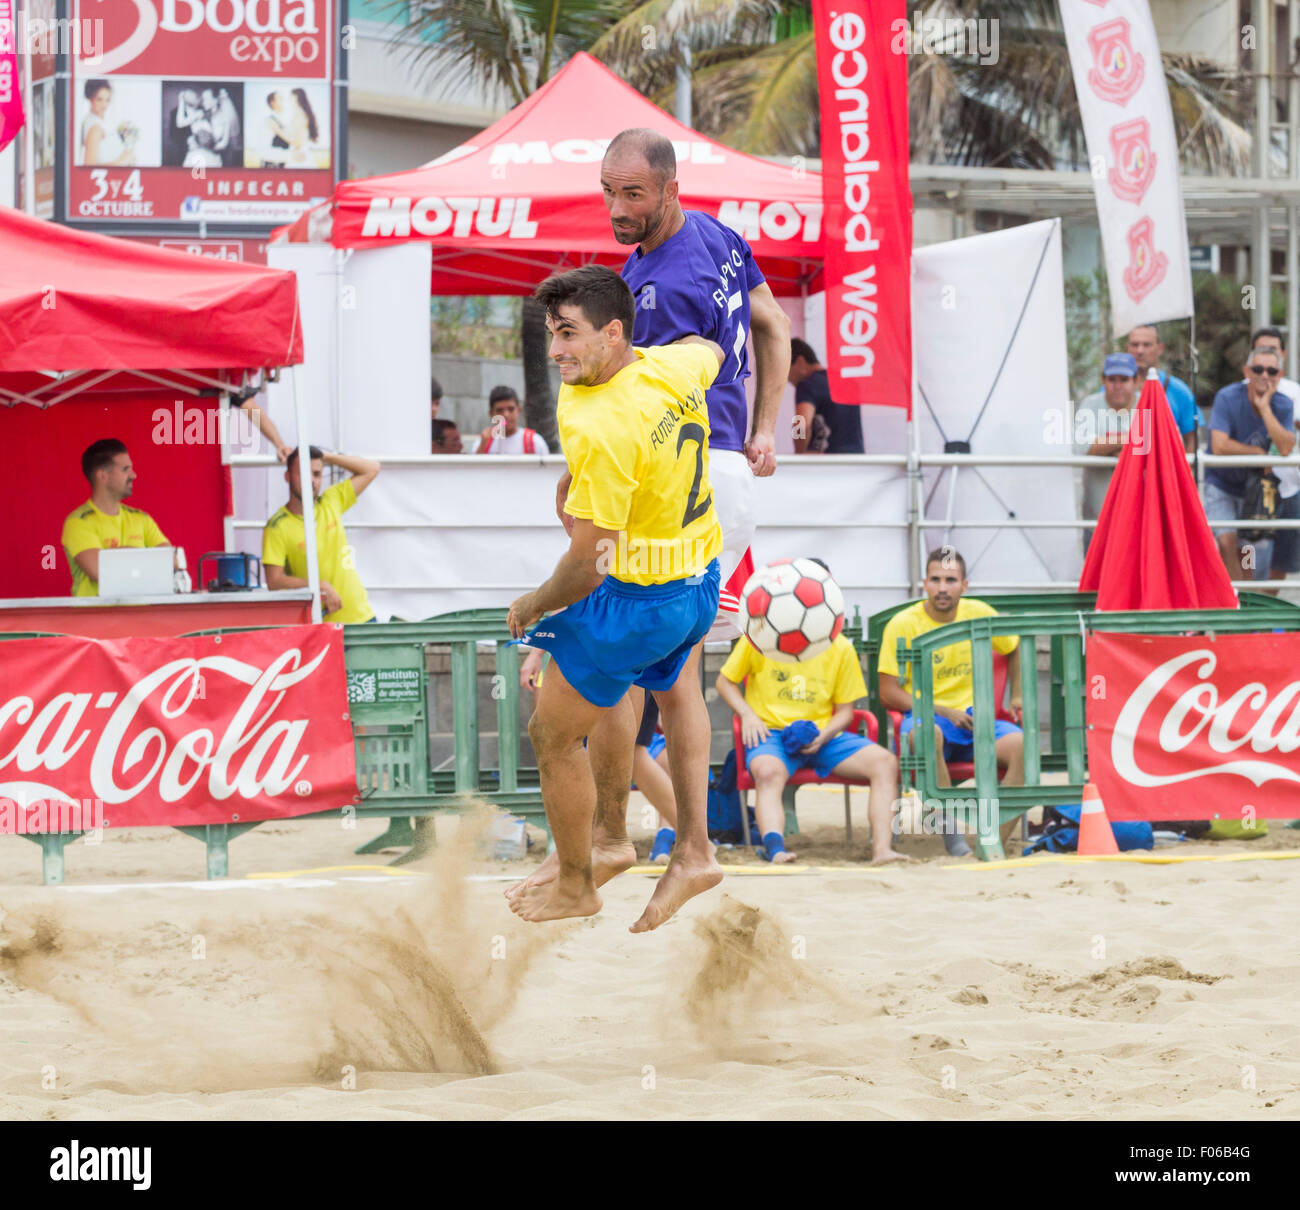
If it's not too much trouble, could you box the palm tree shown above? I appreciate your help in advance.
[593,0,1250,174]
[384,1,632,448]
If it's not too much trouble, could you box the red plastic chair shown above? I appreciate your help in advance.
[732,706,880,850]
[891,651,1016,785]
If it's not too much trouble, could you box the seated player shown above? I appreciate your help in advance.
[876,548,1025,855]
[504,265,725,930]
[62,439,173,597]
[715,565,905,866]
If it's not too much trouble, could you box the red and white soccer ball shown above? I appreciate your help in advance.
[741,558,845,663]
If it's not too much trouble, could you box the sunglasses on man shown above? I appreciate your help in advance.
[1248,364,1280,376]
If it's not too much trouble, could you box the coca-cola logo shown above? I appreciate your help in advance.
[0,645,328,805]
[1112,649,1300,789]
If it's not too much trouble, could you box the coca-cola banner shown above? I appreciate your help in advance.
[0,624,357,831]
[1060,0,1193,336]
[67,0,336,224]
[1087,632,1300,820]
[811,0,912,410]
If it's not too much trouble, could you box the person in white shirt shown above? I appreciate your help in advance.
[473,386,551,455]
[1245,328,1300,585]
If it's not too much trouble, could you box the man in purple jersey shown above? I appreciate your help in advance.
[604,126,790,630]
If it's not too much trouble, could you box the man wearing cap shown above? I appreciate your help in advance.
[1073,352,1141,555]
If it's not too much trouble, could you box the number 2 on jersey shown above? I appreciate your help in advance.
[676,423,712,529]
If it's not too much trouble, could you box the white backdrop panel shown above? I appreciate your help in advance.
[912,220,1079,585]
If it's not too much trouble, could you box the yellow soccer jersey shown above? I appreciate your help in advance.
[878,598,1019,710]
[61,501,170,597]
[720,634,867,732]
[262,479,374,623]
[559,344,723,586]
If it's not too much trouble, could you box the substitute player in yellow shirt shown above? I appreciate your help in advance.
[715,565,904,866]
[877,547,1026,854]
[62,439,173,597]
[505,265,724,932]
[262,446,380,623]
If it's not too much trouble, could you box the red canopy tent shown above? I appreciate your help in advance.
[273,52,824,297]
[0,207,305,604]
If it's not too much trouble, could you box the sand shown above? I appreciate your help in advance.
[0,791,1296,1121]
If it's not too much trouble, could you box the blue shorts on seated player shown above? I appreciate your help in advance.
[526,560,720,708]
[898,710,1022,763]
[745,728,875,779]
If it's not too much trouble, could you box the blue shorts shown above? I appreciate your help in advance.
[898,711,1022,763]
[745,729,874,779]
[524,560,720,708]
[646,732,666,760]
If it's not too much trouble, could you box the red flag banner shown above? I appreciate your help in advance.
[1087,632,1300,820]
[0,625,358,832]
[812,0,912,410]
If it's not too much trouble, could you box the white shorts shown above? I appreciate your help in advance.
[708,449,757,641]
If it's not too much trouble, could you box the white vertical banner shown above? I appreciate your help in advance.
[1060,0,1193,336]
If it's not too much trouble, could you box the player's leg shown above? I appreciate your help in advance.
[509,658,607,922]
[631,642,724,932]
[820,737,907,864]
[705,450,755,641]
[748,751,796,863]
[995,728,1026,845]
[506,688,641,900]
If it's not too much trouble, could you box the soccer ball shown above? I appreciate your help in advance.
[741,558,845,663]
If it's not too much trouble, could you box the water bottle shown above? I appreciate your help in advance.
[173,547,192,594]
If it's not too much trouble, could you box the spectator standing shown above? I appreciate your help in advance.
[474,386,550,455]
[263,445,381,623]
[1073,352,1138,555]
[1205,346,1296,583]
[788,337,865,454]
[1127,323,1200,451]
[1241,329,1300,586]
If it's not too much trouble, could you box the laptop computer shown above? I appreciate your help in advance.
[97,547,176,598]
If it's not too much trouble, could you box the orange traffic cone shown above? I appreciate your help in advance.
[1077,782,1119,855]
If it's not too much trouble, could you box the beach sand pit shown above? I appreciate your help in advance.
[0,791,1296,1120]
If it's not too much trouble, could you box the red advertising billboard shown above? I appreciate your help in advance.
[67,0,336,224]
[1086,632,1300,820]
[0,625,358,829]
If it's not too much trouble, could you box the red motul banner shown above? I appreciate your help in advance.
[812,0,912,411]
[1087,632,1300,820]
[0,625,357,831]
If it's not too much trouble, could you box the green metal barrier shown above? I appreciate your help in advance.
[897,607,1300,861]
[0,611,545,882]
[859,590,1300,749]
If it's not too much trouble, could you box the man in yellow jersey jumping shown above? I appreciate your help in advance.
[262,445,381,623]
[62,439,174,597]
[505,265,725,931]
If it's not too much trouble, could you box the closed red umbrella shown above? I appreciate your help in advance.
[1079,371,1237,609]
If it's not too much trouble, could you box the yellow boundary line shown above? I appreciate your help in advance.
[945,850,1300,870]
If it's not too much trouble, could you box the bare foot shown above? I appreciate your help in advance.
[505,836,636,901]
[771,849,798,864]
[629,853,723,933]
[869,850,912,866]
[651,851,670,866]
[509,875,602,923]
